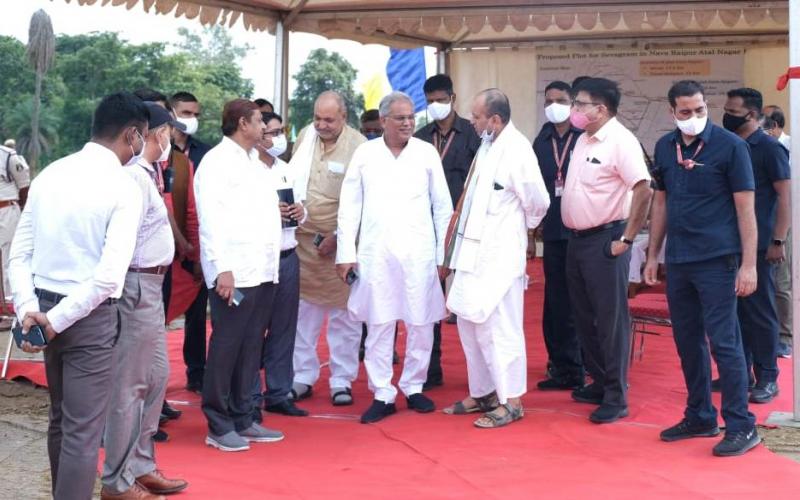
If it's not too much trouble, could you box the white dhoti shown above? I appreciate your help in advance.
[293,298,362,389]
[365,322,434,403]
[456,277,526,404]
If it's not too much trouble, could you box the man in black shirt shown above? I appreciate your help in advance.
[532,80,585,390]
[414,74,481,390]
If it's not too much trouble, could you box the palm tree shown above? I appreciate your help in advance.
[5,98,59,165]
[26,9,55,173]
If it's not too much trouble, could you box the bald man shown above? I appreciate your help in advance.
[288,92,367,406]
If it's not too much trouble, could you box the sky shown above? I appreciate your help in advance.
[2,0,437,103]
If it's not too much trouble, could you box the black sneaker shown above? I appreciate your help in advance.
[749,381,779,404]
[360,400,397,423]
[153,429,169,442]
[589,404,628,424]
[162,401,182,420]
[406,393,435,413]
[265,400,309,417]
[537,376,583,391]
[422,377,443,392]
[660,419,721,442]
[571,383,604,405]
[777,342,792,358]
[185,380,203,394]
[712,428,761,457]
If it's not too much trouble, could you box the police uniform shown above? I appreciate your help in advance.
[652,122,756,434]
[0,145,31,296]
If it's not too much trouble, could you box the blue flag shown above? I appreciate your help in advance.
[386,48,426,113]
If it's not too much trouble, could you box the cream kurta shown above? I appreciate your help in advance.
[337,138,453,326]
[291,125,366,308]
[447,121,550,323]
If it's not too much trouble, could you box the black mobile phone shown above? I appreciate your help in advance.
[11,323,48,348]
[313,233,325,247]
[345,268,358,285]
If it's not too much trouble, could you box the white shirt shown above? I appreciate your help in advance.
[125,159,175,267]
[9,142,142,333]
[337,137,453,325]
[194,136,282,289]
[264,156,306,251]
[779,132,791,152]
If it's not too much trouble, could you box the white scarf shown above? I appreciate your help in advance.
[288,126,318,202]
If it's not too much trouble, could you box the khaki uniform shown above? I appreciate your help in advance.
[294,125,366,308]
[0,146,30,297]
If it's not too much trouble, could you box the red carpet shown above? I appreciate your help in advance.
[4,262,800,498]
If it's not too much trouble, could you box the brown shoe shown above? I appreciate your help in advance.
[136,469,189,495]
[101,483,166,500]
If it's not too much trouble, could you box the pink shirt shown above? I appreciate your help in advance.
[561,117,650,230]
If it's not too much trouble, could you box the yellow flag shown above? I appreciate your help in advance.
[362,72,389,110]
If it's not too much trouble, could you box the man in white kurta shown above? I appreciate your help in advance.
[447,89,550,428]
[337,92,453,423]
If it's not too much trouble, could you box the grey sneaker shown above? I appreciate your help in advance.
[238,423,284,443]
[205,431,250,452]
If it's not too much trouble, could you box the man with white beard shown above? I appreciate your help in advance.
[336,91,453,423]
[445,88,550,428]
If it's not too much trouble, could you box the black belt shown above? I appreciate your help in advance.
[128,265,169,275]
[35,288,118,305]
[569,219,626,238]
[280,248,296,259]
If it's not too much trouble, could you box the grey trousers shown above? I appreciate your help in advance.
[102,272,168,494]
[41,297,119,500]
[775,229,792,340]
[566,224,632,408]
[202,282,276,436]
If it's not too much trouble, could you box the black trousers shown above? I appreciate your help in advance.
[738,251,780,383]
[183,284,208,385]
[542,239,583,379]
[202,282,276,436]
[566,225,631,408]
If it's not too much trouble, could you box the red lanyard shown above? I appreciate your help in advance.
[433,129,456,161]
[676,140,704,170]
[551,132,573,182]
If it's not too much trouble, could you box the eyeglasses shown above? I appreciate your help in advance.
[387,115,415,124]
[571,100,601,110]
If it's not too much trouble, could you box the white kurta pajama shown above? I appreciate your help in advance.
[447,121,550,404]
[337,137,453,403]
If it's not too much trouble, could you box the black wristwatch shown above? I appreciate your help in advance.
[619,236,634,245]
[772,239,785,246]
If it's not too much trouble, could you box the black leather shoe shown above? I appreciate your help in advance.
[660,419,720,442]
[406,393,435,413]
[162,401,182,420]
[185,380,203,394]
[777,342,792,358]
[749,381,779,404]
[265,400,309,416]
[422,377,443,392]
[589,404,628,424]
[445,313,457,325]
[153,429,169,442]
[537,376,584,391]
[712,428,760,457]
[360,400,397,423]
[571,383,604,405]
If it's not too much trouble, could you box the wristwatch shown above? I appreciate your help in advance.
[619,236,634,245]
[772,238,785,246]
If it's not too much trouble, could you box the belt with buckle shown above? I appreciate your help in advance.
[128,265,169,275]
[35,288,118,305]
[569,219,627,238]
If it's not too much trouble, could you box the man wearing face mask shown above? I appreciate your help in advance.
[101,102,188,499]
[194,99,284,452]
[170,91,212,394]
[8,92,144,500]
[251,111,310,419]
[360,109,383,139]
[721,88,790,404]
[445,89,550,428]
[644,80,760,456]
[532,80,585,391]
[415,74,481,390]
[561,77,652,424]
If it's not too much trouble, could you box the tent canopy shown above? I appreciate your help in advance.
[67,1,789,47]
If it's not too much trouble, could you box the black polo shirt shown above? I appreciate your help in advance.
[175,135,212,172]
[652,122,754,264]
[415,113,481,205]
[532,122,583,241]
[744,129,791,251]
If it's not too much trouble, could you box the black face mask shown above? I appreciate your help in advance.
[722,112,750,132]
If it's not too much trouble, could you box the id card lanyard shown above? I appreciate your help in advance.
[433,128,456,161]
[552,132,573,197]
[676,140,705,170]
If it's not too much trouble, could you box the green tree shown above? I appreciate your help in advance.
[5,98,60,159]
[0,36,35,143]
[291,49,365,130]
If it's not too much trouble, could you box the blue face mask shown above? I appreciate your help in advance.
[365,132,380,140]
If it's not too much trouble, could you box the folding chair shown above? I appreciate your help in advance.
[629,293,671,364]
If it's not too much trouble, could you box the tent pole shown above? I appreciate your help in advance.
[273,19,289,116]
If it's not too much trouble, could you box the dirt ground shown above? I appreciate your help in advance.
[1,379,800,499]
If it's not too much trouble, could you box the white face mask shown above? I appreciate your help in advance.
[545,103,571,124]
[157,134,172,162]
[176,116,198,135]
[674,114,708,137]
[480,127,495,144]
[428,101,452,121]
[267,134,287,157]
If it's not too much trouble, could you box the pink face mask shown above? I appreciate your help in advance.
[569,108,594,130]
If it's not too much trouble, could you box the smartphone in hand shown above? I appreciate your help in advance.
[232,288,245,307]
[345,268,358,285]
[11,321,48,348]
[313,233,325,247]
